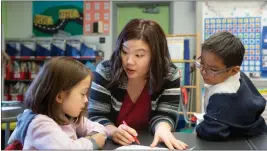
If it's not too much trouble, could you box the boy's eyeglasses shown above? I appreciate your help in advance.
[194,57,231,78]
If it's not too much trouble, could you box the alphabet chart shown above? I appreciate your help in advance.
[204,17,262,76]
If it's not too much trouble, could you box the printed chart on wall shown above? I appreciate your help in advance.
[33,1,84,37]
[204,17,262,75]
[83,1,110,35]
[262,26,267,76]
[167,37,185,84]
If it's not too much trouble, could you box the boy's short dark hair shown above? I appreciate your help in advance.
[202,32,245,67]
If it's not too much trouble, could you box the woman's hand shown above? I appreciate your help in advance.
[110,124,138,146]
[150,122,188,150]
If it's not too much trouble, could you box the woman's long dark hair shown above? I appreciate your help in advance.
[109,19,171,93]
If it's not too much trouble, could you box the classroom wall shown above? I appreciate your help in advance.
[173,1,196,60]
[202,2,267,25]
[5,2,33,39]
[3,1,197,60]
[117,5,170,35]
[2,1,7,36]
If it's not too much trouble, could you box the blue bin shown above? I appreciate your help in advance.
[20,44,35,56]
[6,43,19,56]
[36,43,51,57]
[80,43,96,57]
[51,44,65,56]
[66,43,80,57]
[176,115,186,132]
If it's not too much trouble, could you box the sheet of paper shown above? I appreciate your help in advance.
[115,145,195,150]
[115,145,168,150]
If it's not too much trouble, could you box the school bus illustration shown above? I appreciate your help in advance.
[34,15,54,25]
[59,9,80,19]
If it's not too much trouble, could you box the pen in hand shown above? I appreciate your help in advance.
[122,120,140,145]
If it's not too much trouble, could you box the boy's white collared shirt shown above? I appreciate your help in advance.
[195,72,241,125]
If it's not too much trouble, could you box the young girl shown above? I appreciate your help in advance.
[7,57,107,149]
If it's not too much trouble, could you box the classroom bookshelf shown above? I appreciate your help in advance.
[3,38,104,103]
[166,33,201,118]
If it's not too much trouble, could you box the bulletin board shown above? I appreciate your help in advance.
[32,1,84,37]
[204,17,262,75]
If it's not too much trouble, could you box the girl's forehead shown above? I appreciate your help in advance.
[74,76,92,88]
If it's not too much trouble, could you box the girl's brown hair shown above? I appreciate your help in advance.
[109,19,171,93]
[24,56,92,125]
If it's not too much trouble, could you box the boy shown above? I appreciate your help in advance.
[195,32,267,141]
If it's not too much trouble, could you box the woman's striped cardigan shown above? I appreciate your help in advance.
[88,60,181,133]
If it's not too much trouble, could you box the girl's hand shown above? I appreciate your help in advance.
[88,133,107,149]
